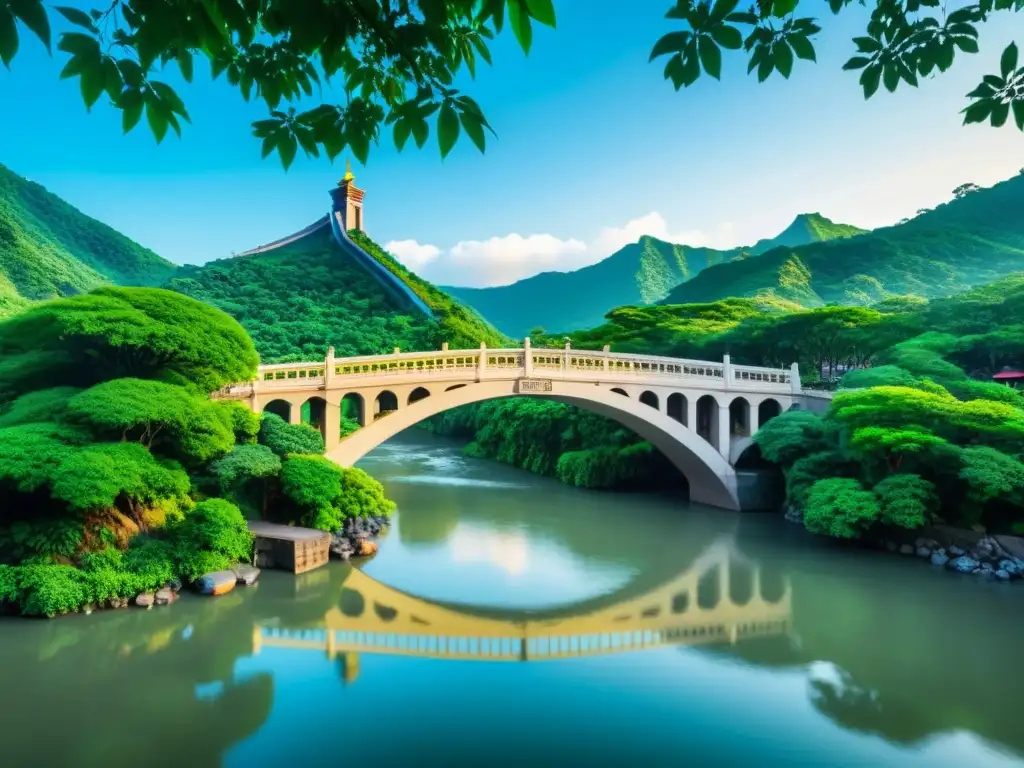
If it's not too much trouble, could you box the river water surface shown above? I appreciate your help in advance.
[3,432,1024,767]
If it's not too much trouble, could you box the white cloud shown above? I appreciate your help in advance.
[384,239,441,269]
[383,211,737,288]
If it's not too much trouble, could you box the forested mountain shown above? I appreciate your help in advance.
[0,163,176,308]
[443,213,863,338]
[665,173,1024,307]
[168,227,505,363]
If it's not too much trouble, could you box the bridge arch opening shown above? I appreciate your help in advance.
[375,390,398,419]
[729,397,751,437]
[639,390,659,410]
[697,566,721,610]
[759,398,782,427]
[341,393,365,431]
[729,562,755,606]
[696,395,718,445]
[667,393,687,426]
[446,384,466,392]
[760,568,787,605]
[303,396,328,440]
[610,387,628,397]
[408,387,431,405]
[264,399,292,422]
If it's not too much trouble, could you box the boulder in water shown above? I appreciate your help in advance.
[135,593,155,608]
[355,539,378,557]
[947,556,979,574]
[154,588,176,605]
[930,549,949,567]
[195,570,237,596]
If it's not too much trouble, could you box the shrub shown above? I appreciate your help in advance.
[258,412,325,457]
[803,478,881,540]
[280,456,394,531]
[840,365,918,389]
[17,563,87,617]
[173,498,253,565]
[873,474,937,530]
[0,564,17,604]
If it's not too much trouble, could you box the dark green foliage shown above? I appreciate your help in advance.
[210,444,282,517]
[171,499,254,581]
[874,474,937,530]
[51,442,191,516]
[0,387,81,427]
[258,412,325,457]
[168,229,436,362]
[666,175,1024,308]
[424,398,681,489]
[447,217,862,338]
[280,455,394,532]
[0,287,259,400]
[754,410,835,467]
[66,379,237,464]
[0,163,176,302]
[803,478,881,540]
[169,228,504,364]
[841,365,918,389]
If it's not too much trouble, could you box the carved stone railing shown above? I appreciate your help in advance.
[215,339,801,398]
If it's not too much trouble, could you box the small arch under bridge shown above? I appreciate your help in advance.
[214,340,832,511]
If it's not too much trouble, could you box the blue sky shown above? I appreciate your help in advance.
[1,1,1022,287]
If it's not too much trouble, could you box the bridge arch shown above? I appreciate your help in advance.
[639,390,659,410]
[374,390,398,418]
[408,386,431,405]
[325,380,741,509]
[263,398,292,422]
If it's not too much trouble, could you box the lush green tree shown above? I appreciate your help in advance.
[803,478,881,540]
[957,445,1024,506]
[786,449,860,508]
[50,443,191,530]
[753,410,834,468]
[0,387,81,427]
[0,287,258,401]
[171,499,254,580]
[840,365,918,390]
[848,426,950,476]
[873,474,937,530]
[66,378,236,464]
[279,454,393,531]
[2,1,1019,170]
[209,444,282,516]
[258,412,325,457]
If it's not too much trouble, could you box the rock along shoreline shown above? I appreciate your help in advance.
[785,506,1024,583]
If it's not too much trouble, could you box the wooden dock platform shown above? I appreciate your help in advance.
[248,522,331,574]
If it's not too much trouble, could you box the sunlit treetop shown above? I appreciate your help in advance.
[0,0,1020,171]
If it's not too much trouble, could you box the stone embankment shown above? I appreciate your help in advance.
[330,515,392,560]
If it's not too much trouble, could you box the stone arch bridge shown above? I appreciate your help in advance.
[215,341,831,510]
[252,537,792,670]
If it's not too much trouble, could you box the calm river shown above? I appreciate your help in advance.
[2,432,1024,767]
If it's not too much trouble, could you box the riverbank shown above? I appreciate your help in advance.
[785,506,1024,582]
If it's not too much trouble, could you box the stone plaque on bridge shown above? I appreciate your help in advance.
[518,378,553,393]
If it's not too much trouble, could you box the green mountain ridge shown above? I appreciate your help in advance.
[664,173,1024,307]
[168,225,505,364]
[0,163,176,310]
[443,213,864,338]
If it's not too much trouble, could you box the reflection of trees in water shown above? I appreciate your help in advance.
[0,566,358,767]
[696,523,1024,759]
[397,502,460,544]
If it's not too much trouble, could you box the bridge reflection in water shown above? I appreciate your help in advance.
[251,538,792,670]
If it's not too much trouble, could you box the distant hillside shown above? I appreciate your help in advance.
[665,173,1024,307]
[0,163,176,301]
[444,213,864,338]
[168,226,505,364]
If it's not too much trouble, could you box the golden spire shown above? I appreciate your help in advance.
[341,158,355,184]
